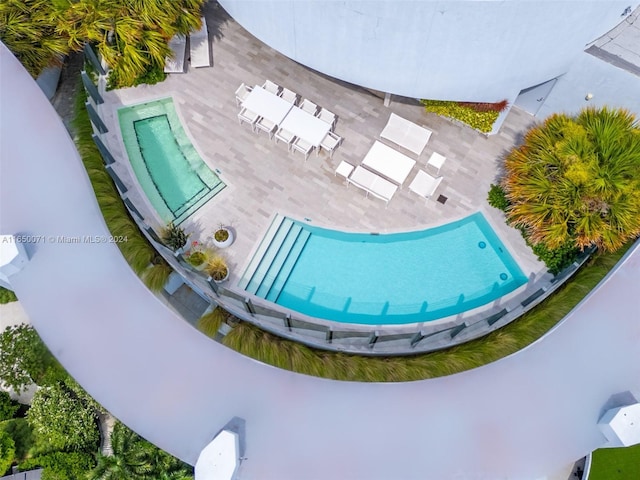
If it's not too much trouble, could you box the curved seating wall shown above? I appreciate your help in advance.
[2,43,640,479]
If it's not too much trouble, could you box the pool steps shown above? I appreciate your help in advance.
[239,215,311,302]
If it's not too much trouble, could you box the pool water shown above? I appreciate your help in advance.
[118,98,225,224]
[268,213,527,324]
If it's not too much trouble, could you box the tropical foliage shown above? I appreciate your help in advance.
[88,422,193,480]
[0,392,20,422]
[27,381,100,452]
[0,324,66,392]
[20,451,95,480]
[0,0,205,86]
[503,107,640,253]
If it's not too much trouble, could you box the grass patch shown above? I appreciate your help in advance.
[223,244,631,382]
[71,78,170,284]
[589,444,640,479]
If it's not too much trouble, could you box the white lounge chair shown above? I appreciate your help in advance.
[274,127,296,150]
[263,80,281,95]
[299,99,318,115]
[315,107,336,129]
[318,131,342,158]
[190,17,211,68]
[279,87,298,105]
[238,108,259,130]
[408,170,443,202]
[291,137,314,161]
[164,35,187,73]
[235,83,252,107]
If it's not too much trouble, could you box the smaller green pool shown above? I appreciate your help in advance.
[118,98,225,224]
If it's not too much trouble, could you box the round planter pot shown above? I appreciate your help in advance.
[213,228,235,248]
[212,269,230,284]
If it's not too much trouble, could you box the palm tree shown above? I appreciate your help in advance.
[87,422,154,480]
[0,0,69,77]
[88,422,194,480]
[1,0,205,85]
[503,107,640,253]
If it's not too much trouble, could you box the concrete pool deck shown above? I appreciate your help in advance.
[97,3,547,307]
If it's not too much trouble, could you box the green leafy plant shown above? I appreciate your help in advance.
[0,392,20,422]
[421,99,501,133]
[1,418,35,463]
[530,241,580,275]
[19,452,95,480]
[185,242,208,267]
[487,184,510,211]
[0,287,17,304]
[214,226,230,243]
[27,382,100,453]
[161,222,189,251]
[0,324,66,392]
[0,430,15,476]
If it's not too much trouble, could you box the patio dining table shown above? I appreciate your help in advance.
[242,85,293,125]
[279,107,331,147]
[361,140,416,185]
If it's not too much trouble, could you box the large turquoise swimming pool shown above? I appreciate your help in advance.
[241,213,527,324]
[118,98,225,225]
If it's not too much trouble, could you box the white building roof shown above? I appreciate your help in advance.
[2,41,640,480]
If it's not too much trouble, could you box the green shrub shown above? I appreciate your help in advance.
[530,240,581,275]
[107,61,167,90]
[0,430,15,476]
[19,452,95,480]
[0,287,17,304]
[196,308,227,338]
[487,184,510,211]
[421,99,499,133]
[0,392,20,422]
[1,418,35,462]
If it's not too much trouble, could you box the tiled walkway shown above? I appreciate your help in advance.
[99,3,547,300]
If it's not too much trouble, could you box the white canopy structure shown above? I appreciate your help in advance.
[598,403,640,447]
[195,430,240,480]
[2,42,640,480]
[0,235,29,289]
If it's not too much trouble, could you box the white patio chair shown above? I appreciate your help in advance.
[164,35,187,73]
[235,83,252,107]
[318,131,342,158]
[315,107,336,129]
[408,170,443,203]
[291,137,314,161]
[274,127,296,150]
[237,108,259,130]
[262,80,281,95]
[254,116,277,139]
[279,87,298,105]
[299,99,318,115]
[426,152,446,175]
[190,16,211,68]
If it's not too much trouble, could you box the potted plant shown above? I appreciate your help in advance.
[206,254,229,283]
[212,224,235,248]
[161,222,189,253]
[184,241,209,271]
